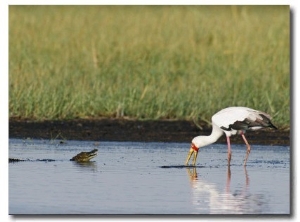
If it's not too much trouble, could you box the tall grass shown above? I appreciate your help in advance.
[9,6,290,126]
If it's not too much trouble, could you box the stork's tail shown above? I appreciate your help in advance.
[269,121,278,130]
[259,114,278,130]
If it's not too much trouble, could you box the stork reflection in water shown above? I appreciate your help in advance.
[186,166,265,214]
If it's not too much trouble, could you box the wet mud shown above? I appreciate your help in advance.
[9,118,289,146]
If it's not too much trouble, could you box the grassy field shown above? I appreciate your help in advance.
[9,6,290,127]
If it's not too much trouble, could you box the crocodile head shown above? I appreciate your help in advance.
[70,149,98,162]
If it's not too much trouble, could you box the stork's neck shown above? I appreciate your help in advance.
[192,123,224,148]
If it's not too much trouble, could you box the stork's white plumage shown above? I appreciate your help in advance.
[185,107,277,166]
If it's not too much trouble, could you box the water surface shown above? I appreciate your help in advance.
[9,139,290,214]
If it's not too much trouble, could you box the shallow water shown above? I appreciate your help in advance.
[9,139,290,214]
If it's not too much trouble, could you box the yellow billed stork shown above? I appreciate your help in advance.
[185,107,277,166]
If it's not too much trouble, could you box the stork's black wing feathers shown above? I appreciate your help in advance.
[220,120,251,131]
[220,114,277,131]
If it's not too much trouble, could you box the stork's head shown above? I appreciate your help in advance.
[192,135,219,149]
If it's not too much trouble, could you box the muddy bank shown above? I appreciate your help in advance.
[9,118,290,146]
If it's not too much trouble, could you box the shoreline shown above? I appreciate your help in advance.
[9,118,290,146]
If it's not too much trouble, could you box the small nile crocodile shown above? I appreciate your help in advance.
[9,149,98,163]
[70,149,98,162]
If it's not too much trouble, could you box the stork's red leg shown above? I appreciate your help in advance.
[241,132,251,166]
[226,136,232,165]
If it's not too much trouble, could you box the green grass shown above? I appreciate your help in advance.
[9,6,290,127]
